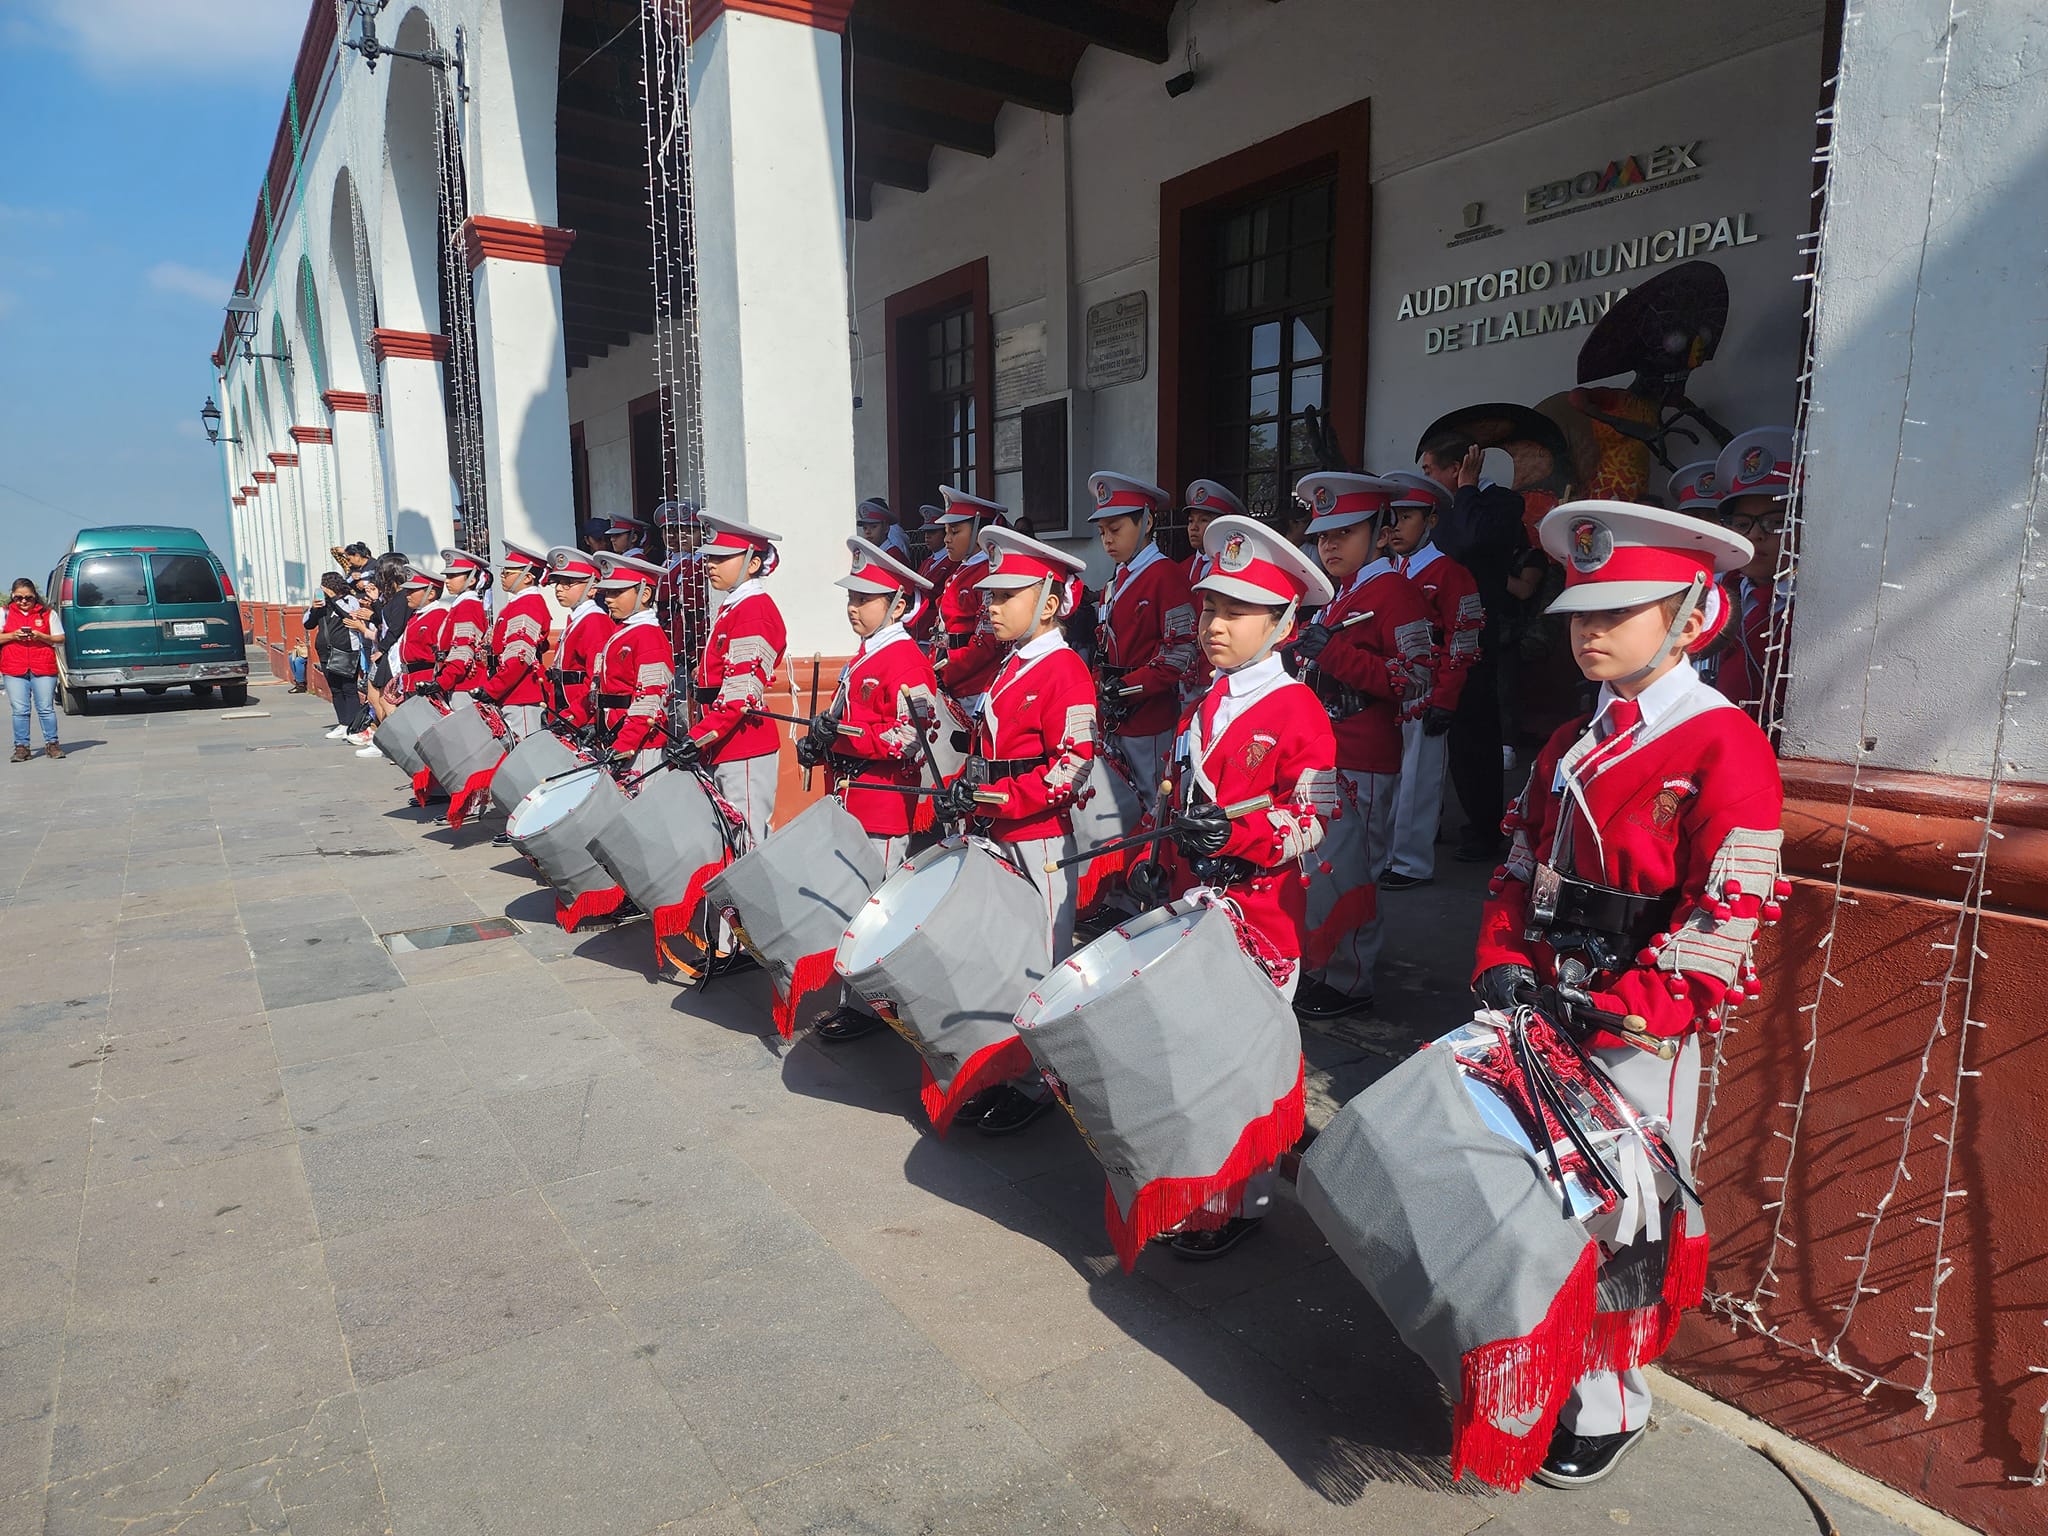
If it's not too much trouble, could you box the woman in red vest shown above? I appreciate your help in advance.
[2,577,64,761]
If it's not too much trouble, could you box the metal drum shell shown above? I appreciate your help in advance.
[416,698,506,793]
[489,730,585,821]
[507,768,628,901]
[374,695,443,777]
[586,766,729,915]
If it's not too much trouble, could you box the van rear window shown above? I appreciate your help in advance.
[74,555,149,607]
[150,554,223,605]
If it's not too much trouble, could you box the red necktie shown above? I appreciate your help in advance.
[1597,697,1642,742]
[1198,683,1227,745]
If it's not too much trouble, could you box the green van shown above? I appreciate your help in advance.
[45,527,250,713]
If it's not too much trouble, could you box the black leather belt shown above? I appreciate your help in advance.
[403,661,435,675]
[594,691,632,713]
[965,754,1049,784]
[944,631,975,653]
[1309,673,1368,719]
[695,685,717,705]
[1529,864,1678,957]
[554,668,587,686]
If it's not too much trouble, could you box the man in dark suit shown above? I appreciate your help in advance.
[1418,432,1528,862]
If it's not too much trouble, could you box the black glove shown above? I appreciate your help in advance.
[1171,802,1231,858]
[794,735,828,771]
[665,733,702,769]
[412,680,443,701]
[804,710,840,755]
[1421,704,1455,737]
[1126,858,1170,908]
[1292,623,1333,664]
[933,779,981,823]
[1474,963,1537,1012]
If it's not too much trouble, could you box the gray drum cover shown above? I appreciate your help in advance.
[417,698,505,791]
[705,797,884,999]
[374,696,443,776]
[1016,905,1299,1221]
[586,767,729,915]
[489,730,584,821]
[1072,749,1144,851]
[836,840,1050,1097]
[1297,1043,1591,1398]
[510,769,628,901]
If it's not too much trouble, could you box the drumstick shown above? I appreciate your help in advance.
[745,705,865,737]
[1041,795,1273,873]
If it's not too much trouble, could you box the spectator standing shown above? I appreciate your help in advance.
[1418,433,1527,861]
[2,577,64,761]
[308,574,364,741]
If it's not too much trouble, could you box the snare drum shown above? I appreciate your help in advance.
[835,838,1051,1132]
[374,695,445,777]
[704,797,885,1039]
[489,729,585,822]
[1015,902,1303,1272]
[587,766,733,957]
[418,699,508,826]
[507,767,629,930]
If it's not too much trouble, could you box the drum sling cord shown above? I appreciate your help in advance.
[1505,1013,1628,1218]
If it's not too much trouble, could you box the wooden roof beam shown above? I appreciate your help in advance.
[971,0,1170,63]
[854,150,929,194]
[853,97,994,158]
[853,28,1073,115]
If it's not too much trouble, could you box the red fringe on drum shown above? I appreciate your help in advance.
[1074,843,1133,914]
[651,858,729,969]
[410,766,438,807]
[445,761,504,830]
[1583,1208,1711,1376]
[1100,1060,1307,1273]
[771,949,838,1040]
[1304,883,1375,970]
[557,884,626,933]
[912,795,936,836]
[1450,1240,1601,1490]
[918,1034,1031,1136]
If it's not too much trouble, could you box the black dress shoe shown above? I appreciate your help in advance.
[813,1005,885,1043]
[1531,1423,1645,1488]
[975,1085,1056,1136]
[1168,1217,1262,1261]
[950,1086,1006,1128]
[491,832,512,847]
[1292,980,1372,1021]
[1378,869,1431,891]
[710,947,758,977]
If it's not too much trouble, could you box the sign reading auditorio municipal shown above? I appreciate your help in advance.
[1392,139,1765,357]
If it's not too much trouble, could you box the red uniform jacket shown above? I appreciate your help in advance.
[1161,658,1337,966]
[937,554,1003,699]
[1298,561,1434,773]
[479,589,550,708]
[395,603,449,699]
[688,582,786,764]
[1397,544,1483,713]
[827,625,944,838]
[1095,545,1198,739]
[552,601,616,729]
[1713,574,1791,726]
[1474,665,1786,1045]
[434,591,489,693]
[968,632,1098,844]
[909,552,956,648]
[593,611,676,757]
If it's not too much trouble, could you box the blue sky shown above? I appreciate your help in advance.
[0,0,302,588]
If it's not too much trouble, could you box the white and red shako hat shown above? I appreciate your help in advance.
[836,536,932,596]
[1194,515,1336,609]
[438,547,489,576]
[1087,471,1170,523]
[1181,479,1246,519]
[1296,472,1397,534]
[593,552,665,590]
[915,503,946,530]
[500,540,549,573]
[934,486,1008,526]
[1667,460,1721,515]
[855,497,892,529]
[696,511,782,556]
[1382,471,1451,512]
[1713,426,1795,504]
[545,546,601,582]
[398,562,444,593]
[605,513,648,534]
[1540,500,1753,614]
[975,526,1086,588]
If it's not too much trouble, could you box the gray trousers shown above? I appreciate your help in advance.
[499,703,544,742]
[1114,729,1176,816]
[709,752,779,951]
[1308,768,1397,999]
[1387,718,1450,880]
[1559,1034,1704,1437]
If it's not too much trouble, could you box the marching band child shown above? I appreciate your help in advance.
[934,524,1096,1135]
[1474,500,1782,1487]
[800,536,943,1043]
[1290,474,1435,1022]
[931,487,1008,705]
[542,547,615,735]
[1378,472,1483,890]
[432,549,491,701]
[1177,480,1242,708]
[1153,514,1338,1258]
[391,564,447,701]
[1087,472,1199,812]
[476,541,553,742]
[1708,426,1796,728]
[589,553,675,776]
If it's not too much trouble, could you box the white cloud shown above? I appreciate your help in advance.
[148,261,227,304]
[13,0,303,81]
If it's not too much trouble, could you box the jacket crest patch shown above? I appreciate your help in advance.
[1242,734,1275,771]
[1633,776,1697,835]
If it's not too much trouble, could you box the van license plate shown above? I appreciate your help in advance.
[173,621,206,638]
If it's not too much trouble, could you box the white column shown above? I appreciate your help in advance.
[688,4,857,657]
[372,332,458,558]
[320,398,387,554]
[465,219,577,563]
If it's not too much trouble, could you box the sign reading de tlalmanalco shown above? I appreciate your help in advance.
[1524,141,1703,220]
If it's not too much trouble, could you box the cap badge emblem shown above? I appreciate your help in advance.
[850,553,864,575]
[1568,518,1613,574]
[1313,485,1334,511]
[1094,480,1113,505]
[1191,485,1209,505]
[987,545,1005,571]
[1740,445,1766,481]
[1220,534,1251,572]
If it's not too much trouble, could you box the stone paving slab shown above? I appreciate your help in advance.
[0,689,1935,1536]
